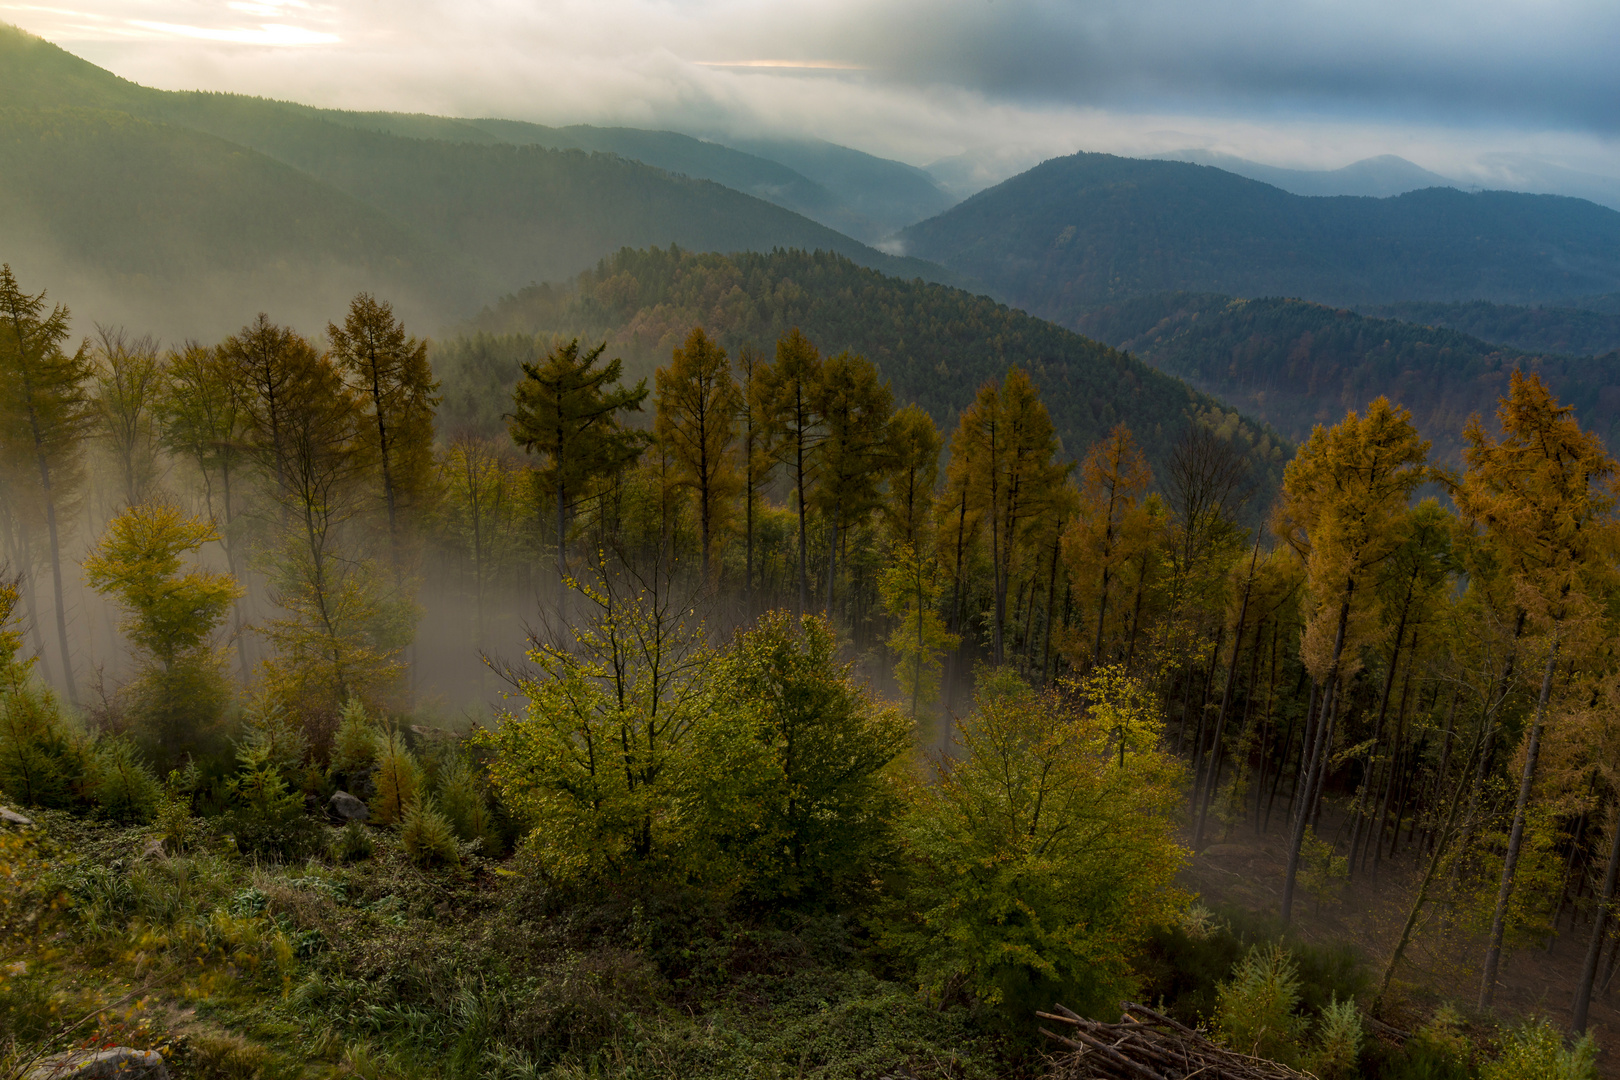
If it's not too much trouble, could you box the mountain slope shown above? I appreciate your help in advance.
[899,152,1620,321]
[0,24,948,339]
[440,247,1290,494]
[1353,299,1620,356]
[1164,151,1457,198]
[1078,292,1620,462]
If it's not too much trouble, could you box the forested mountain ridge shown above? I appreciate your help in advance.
[1078,291,1620,462]
[1354,298,1620,356]
[0,24,949,339]
[898,152,1620,321]
[439,246,1290,491]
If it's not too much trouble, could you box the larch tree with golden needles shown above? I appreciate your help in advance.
[0,264,93,703]
[1064,423,1154,668]
[654,327,741,580]
[755,329,824,613]
[1458,372,1620,1008]
[1272,396,1429,924]
[884,404,942,554]
[813,350,894,611]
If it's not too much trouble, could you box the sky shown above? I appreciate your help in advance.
[4,0,1619,194]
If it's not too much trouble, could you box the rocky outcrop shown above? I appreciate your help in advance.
[24,1047,169,1079]
[1,806,33,826]
[328,791,370,823]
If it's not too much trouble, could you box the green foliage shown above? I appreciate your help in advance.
[223,737,319,860]
[153,767,202,853]
[435,754,497,852]
[1308,994,1364,1080]
[329,820,374,863]
[1480,1019,1597,1080]
[0,675,88,810]
[1214,944,1306,1064]
[715,611,909,902]
[330,697,381,793]
[85,736,160,823]
[454,246,1287,492]
[898,668,1186,1019]
[1359,298,1620,357]
[880,547,959,718]
[399,795,459,868]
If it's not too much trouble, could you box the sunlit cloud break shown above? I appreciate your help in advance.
[695,59,868,70]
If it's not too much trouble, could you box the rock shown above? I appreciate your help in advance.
[329,790,370,823]
[25,1047,168,1080]
[139,838,168,861]
[0,806,32,826]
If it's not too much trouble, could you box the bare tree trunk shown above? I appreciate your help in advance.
[1480,636,1560,1009]
[1572,806,1620,1033]
[1282,595,1350,924]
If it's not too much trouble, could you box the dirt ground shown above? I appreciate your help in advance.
[1180,815,1620,1076]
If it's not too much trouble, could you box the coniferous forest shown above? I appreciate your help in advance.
[3,251,1618,1080]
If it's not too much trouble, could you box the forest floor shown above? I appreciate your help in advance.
[1182,810,1620,1077]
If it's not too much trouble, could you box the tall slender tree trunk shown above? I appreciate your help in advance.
[1480,635,1561,1009]
[1195,543,1260,845]
[1283,594,1351,925]
[1574,807,1620,1034]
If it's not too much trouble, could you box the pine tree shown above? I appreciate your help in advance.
[0,265,93,703]
[508,339,648,618]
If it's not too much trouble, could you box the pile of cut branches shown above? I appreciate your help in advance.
[1038,1001,1312,1080]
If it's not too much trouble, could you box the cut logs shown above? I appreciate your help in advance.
[1038,1002,1313,1080]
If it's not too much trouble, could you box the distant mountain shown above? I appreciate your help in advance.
[1078,292,1620,462]
[0,24,946,340]
[439,247,1289,494]
[1163,151,1456,198]
[899,152,1620,321]
[722,137,954,241]
[1355,300,1620,357]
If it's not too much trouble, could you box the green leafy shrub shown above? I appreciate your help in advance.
[85,736,161,822]
[1481,1019,1596,1080]
[153,768,202,853]
[436,754,496,852]
[1214,944,1306,1064]
[330,697,380,796]
[400,796,458,868]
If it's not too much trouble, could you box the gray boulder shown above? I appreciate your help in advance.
[329,790,370,823]
[1,806,32,826]
[25,1047,168,1079]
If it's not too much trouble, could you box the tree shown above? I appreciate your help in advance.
[1271,397,1429,924]
[1456,373,1619,1008]
[654,327,741,579]
[83,504,242,765]
[950,369,1067,665]
[881,546,960,720]
[813,350,894,611]
[884,404,942,553]
[1065,424,1154,667]
[0,265,93,702]
[90,327,166,507]
[508,339,648,616]
[327,293,438,572]
[716,611,909,900]
[755,329,825,613]
[159,343,249,678]
[900,669,1185,1018]
[436,434,531,664]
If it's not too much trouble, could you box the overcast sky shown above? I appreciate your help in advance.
[6,0,1619,190]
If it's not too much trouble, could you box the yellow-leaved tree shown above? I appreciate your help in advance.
[84,503,243,766]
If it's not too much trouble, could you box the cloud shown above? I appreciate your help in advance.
[7,0,1620,190]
